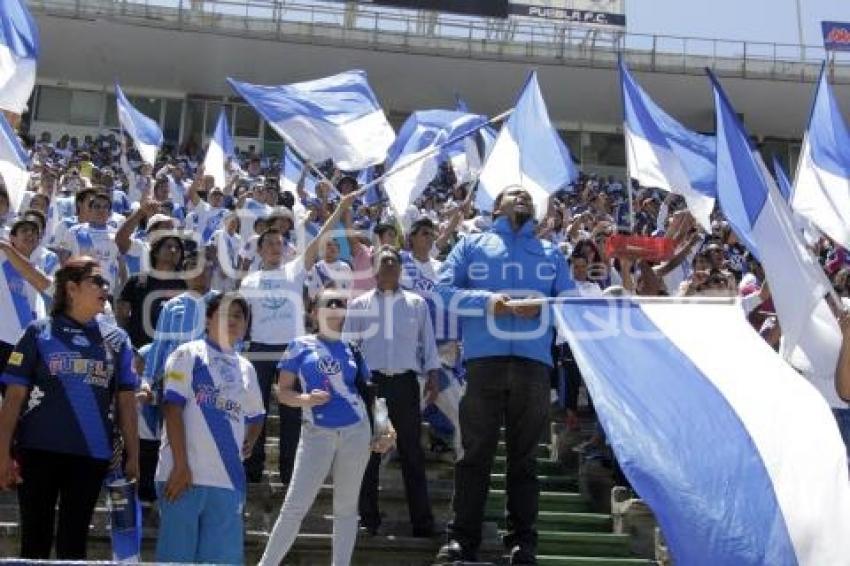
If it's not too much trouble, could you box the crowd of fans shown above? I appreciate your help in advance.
[0,128,848,564]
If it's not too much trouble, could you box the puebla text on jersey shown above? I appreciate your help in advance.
[0,317,138,461]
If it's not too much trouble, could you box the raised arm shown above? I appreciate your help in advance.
[301,190,359,272]
[115,200,160,255]
[0,241,51,292]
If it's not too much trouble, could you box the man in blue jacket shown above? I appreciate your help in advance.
[436,187,575,565]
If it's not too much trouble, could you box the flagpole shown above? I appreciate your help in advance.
[505,296,740,307]
[358,107,514,192]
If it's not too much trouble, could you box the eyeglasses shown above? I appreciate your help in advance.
[83,274,110,289]
[318,298,347,310]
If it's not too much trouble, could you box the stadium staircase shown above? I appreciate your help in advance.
[0,407,658,565]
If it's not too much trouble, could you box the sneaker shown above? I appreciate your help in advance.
[436,540,478,563]
[509,544,537,565]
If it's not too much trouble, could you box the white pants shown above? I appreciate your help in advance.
[258,418,371,566]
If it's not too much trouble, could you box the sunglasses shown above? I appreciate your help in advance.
[318,298,347,310]
[83,274,110,289]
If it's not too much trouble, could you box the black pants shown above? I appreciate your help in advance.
[16,449,110,559]
[359,371,434,533]
[244,342,301,484]
[138,439,160,502]
[448,357,551,553]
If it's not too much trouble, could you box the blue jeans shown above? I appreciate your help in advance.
[155,484,243,565]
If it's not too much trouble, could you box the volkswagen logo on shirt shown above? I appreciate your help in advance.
[413,278,435,292]
[317,356,342,376]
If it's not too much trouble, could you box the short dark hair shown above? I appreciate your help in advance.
[75,188,97,212]
[409,217,436,237]
[257,228,284,250]
[205,291,251,330]
[21,208,47,233]
[373,223,397,238]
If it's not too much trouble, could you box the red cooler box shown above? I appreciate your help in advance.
[605,234,676,263]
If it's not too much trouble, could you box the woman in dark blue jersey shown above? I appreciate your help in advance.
[0,256,139,560]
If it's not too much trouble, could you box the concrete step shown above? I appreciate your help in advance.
[492,511,612,533]
[488,473,578,492]
[496,441,552,459]
[533,531,632,558]
[486,490,591,515]
[0,521,460,565]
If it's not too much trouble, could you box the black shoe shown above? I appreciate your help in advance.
[436,540,477,563]
[509,544,537,565]
[412,525,436,538]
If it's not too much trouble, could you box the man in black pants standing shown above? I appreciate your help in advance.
[343,245,441,537]
[435,187,575,564]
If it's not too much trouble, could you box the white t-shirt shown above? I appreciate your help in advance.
[210,229,242,292]
[0,251,46,345]
[239,261,307,345]
[156,339,264,492]
[59,223,121,291]
[305,259,353,300]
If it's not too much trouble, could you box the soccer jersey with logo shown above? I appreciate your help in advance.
[0,251,46,345]
[278,336,369,428]
[0,316,137,460]
[61,223,121,290]
[156,339,264,495]
[239,262,306,345]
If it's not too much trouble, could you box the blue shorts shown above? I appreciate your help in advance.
[155,483,243,565]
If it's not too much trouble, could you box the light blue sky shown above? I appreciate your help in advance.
[626,0,850,46]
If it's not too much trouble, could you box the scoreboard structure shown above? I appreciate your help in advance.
[354,0,626,29]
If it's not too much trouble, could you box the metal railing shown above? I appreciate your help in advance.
[29,0,850,81]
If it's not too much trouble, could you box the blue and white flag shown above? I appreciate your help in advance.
[476,71,578,221]
[0,0,38,114]
[383,109,486,218]
[115,83,163,166]
[620,60,715,230]
[202,108,234,190]
[228,71,395,170]
[711,71,843,406]
[774,155,821,246]
[791,64,850,249]
[554,298,850,566]
[0,111,29,212]
[772,155,792,201]
[280,145,317,197]
[455,95,498,165]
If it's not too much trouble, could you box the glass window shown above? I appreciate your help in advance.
[35,86,71,123]
[559,130,581,164]
[104,93,161,128]
[163,99,182,144]
[129,96,162,123]
[103,93,119,128]
[263,121,283,142]
[205,102,233,136]
[582,132,626,167]
[234,105,260,138]
[69,90,103,126]
[262,121,284,156]
[183,99,205,149]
